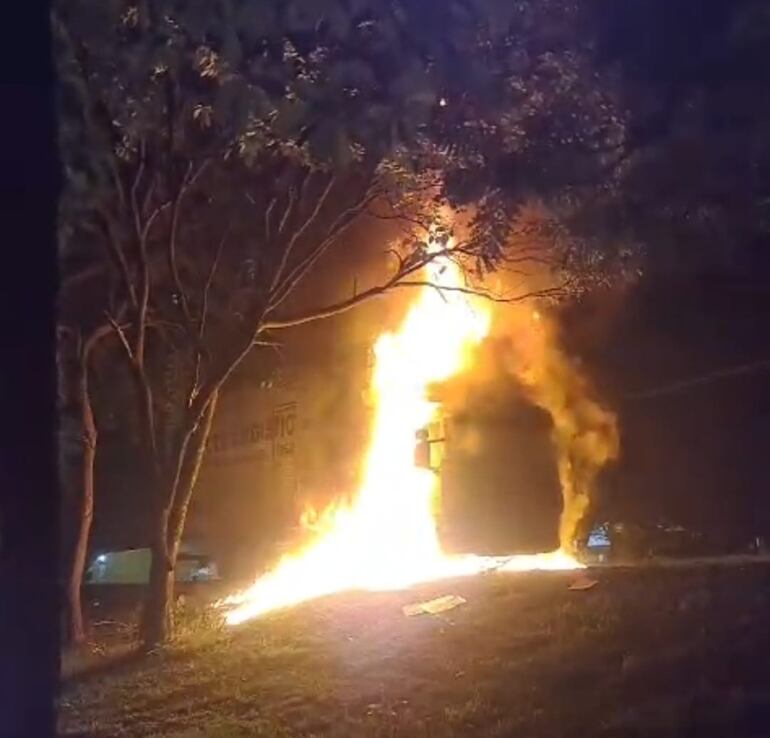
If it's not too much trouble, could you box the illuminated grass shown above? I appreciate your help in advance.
[60,565,770,737]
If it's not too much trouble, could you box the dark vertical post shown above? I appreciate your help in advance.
[0,1,59,734]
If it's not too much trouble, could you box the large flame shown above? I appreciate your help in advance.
[499,308,619,552]
[220,249,579,625]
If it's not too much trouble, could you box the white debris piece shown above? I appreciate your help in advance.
[402,594,467,617]
[568,574,599,591]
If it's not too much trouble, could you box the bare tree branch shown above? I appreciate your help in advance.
[127,141,152,364]
[365,204,432,235]
[187,301,269,427]
[97,213,138,308]
[130,140,147,242]
[141,172,159,220]
[164,158,212,334]
[397,281,561,304]
[187,159,210,190]
[107,303,161,466]
[267,182,379,313]
[105,312,134,363]
[277,169,310,236]
[262,250,443,331]
[199,228,229,343]
[191,227,230,401]
[268,173,337,296]
[167,161,195,325]
[264,196,277,242]
[263,242,573,332]
[141,201,171,243]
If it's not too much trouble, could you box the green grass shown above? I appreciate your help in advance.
[59,565,770,737]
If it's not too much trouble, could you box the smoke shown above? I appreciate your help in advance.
[432,201,621,552]
[434,300,619,552]
[491,305,619,552]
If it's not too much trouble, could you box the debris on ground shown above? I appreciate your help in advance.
[402,594,467,617]
[568,574,599,591]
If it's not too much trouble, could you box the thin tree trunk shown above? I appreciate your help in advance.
[65,334,102,646]
[141,391,218,649]
[167,391,219,561]
[65,404,95,644]
[142,513,174,650]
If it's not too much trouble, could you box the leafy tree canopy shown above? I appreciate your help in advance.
[583,0,770,277]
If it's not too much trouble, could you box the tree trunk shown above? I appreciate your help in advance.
[65,350,98,645]
[142,517,175,650]
[141,391,218,649]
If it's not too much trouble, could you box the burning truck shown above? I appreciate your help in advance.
[206,240,616,624]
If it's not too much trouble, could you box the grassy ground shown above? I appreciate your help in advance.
[59,564,770,737]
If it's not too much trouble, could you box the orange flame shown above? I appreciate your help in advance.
[218,246,580,624]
